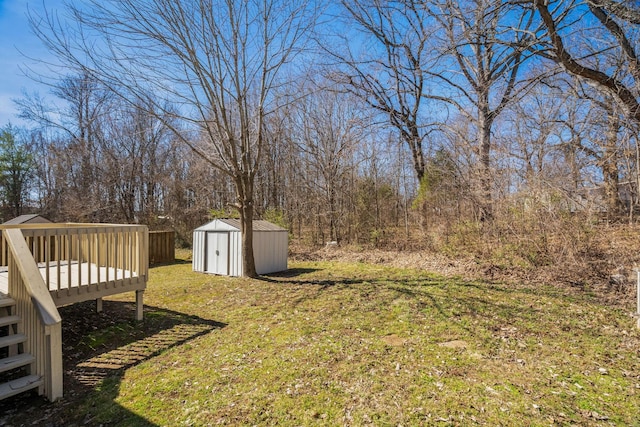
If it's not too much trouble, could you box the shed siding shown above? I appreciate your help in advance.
[192,231,206,272]
[228,231,242,277]
[254,231,288,274]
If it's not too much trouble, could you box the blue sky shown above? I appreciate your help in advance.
[0,0,62,126]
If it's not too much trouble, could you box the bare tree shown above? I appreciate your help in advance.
[292,87,364,243]
[18,75,184,224]
[331,0,535,222]
[533,0,640,124]
[428,0,535,221]
[527,0,640,220]
[98,96,178,224]
[328,0,436,183]
[17,73,112,220]
[30,0,317,276]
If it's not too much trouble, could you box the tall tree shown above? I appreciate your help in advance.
[30,0,317,276]
[428,0,535,220]
[530,0,640,219]
[0,125,34,219]
[329,0,436,183]
[292,86,363,242]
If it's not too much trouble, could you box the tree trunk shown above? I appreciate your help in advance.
[409,121,426,182]
[602,110,622,221]
[238,173,257,278]
[240,205,257,278]
[478,108,493,222]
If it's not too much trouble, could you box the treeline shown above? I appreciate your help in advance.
[2,0,640,258]
[3,74,638,250]
[4,79,409,246]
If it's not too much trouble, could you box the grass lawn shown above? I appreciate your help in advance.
[6,250,640,426]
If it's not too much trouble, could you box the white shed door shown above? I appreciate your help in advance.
[206,232,229,275]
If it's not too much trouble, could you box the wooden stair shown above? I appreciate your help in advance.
[0,296,42,401]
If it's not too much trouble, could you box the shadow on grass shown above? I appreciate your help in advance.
[262,267,323,278]
[0,300,225,427]
[258,268,376,289]
[265,267,546,335]
[387,278,544,334]
[258,275,369,291]
[151,257,192,266]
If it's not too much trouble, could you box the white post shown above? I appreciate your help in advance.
[637,270,640,329]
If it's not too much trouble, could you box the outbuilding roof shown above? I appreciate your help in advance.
[195,218,286,232]
[3,214,53,225]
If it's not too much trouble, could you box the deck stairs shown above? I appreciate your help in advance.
[0,295,42,401]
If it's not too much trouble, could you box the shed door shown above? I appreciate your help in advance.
[206,231,229,275]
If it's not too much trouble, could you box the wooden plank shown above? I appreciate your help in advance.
[87,232,92,289]
[0,353,35,374]
[76,233,82,296]
[44,231,50,292]
[135,290,144,321]
[55,234,61,295]
[66,231,72,297]
[0,375,43,401]
[0,333,27,349]
[0,315,20,328]
[149,231,175,264]
[0,297,16,308]
[45,324,62,401]
[50,281,146,307]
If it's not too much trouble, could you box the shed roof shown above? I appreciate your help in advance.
[195,218,286,232]
[3,214,53,225]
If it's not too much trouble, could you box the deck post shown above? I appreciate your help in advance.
[135,290,144,321]
[45,324,63,401]
[96,297,103,313]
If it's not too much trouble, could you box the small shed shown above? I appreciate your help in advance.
[3,214,52,225]
[192,219,288,276]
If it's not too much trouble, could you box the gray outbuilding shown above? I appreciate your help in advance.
[3,214,52,225]
[192,218,288,276]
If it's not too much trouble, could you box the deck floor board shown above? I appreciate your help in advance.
[0,262,136,295]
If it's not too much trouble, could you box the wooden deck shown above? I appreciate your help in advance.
[0,223,148,309]
[0,223,148,401]
[0,261,140,306]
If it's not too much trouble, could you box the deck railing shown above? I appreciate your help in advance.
[4,228,63,401]
[0,224,149,308]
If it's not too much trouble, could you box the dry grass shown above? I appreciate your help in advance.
[304,221,640,308]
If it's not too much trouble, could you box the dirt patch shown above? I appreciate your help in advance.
[291,245,481,278]
[381,334,407,347]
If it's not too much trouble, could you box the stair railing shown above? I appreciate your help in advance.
[3,228,62,401]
